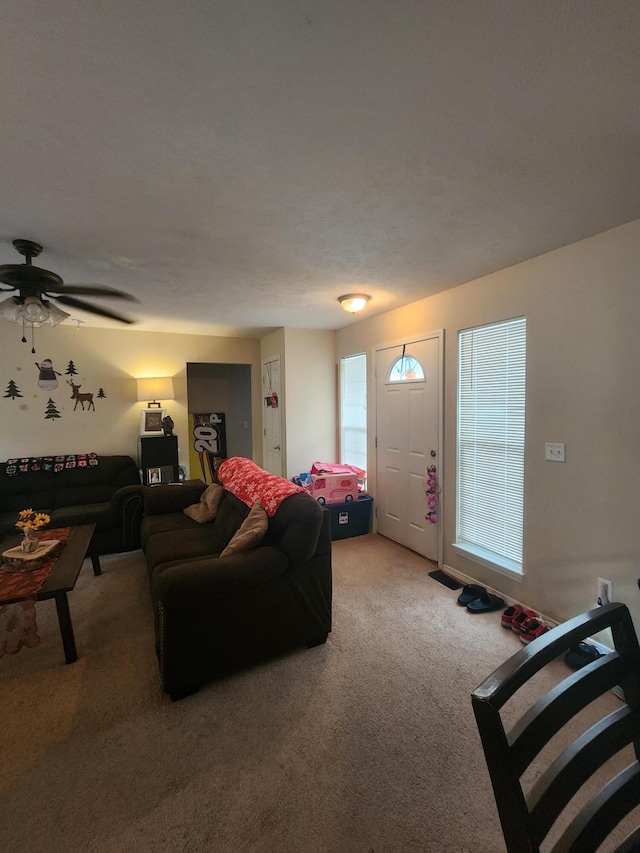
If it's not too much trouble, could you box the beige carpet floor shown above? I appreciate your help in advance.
[0,534,624,852]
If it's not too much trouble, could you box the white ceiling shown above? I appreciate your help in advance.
[1,0,638,338]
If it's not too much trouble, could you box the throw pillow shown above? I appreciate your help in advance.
[220,501,268,557]
[183,483,225,524]
[202,483,224,514]
[184,501,216,524]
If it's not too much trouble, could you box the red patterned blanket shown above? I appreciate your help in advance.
[217,457,305,517]
[0,527,71,658]
[0,527,71,602]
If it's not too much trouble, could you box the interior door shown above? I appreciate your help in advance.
[262,356,282,476]
[375,334,442,562]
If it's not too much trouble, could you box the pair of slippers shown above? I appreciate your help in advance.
[457,583,505,613]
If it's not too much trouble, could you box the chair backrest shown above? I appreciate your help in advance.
[471,602,640,853]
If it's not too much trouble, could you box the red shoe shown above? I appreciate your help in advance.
[519,618,550,644]
[501,604,523,629]
[511,609,537,634]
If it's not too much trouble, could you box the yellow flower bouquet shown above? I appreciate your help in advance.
[15,509,51,553]
[16,509,51,533]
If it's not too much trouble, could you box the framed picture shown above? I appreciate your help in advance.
[160,465,176,483]
[140,407,166,436]
[146,466,162,485]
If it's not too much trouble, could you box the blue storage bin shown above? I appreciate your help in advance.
[327,495,373,540]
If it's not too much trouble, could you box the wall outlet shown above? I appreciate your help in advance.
[545,442,566,462]
[597,577,613,606]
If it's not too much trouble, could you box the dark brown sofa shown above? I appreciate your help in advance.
[141,464,332,700]
[0,454,144,572]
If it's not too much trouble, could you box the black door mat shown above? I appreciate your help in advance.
[428,570,463,590]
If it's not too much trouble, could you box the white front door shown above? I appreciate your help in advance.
[375,333,442,562]
[262,356,282,476]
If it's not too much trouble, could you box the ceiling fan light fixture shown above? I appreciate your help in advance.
[338,293,370,314]
[19,296,50,323]
[0,295,22,323]
[0,238,137,332]
[0,237,137,351]
[43,301,71,326]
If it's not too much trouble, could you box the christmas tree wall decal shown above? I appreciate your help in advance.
[4,379,22,399]
[45,398,61,421]
[97,387,106,398]
[65,360,78,376]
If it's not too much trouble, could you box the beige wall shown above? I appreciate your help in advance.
[260,329,285,363]
[259,328,337,479]
[337,218,640,632]
[0,325,262,474]
[283,328,337,478]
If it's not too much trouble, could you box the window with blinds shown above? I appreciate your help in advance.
[456,317,527,574]
[340,353,367,475]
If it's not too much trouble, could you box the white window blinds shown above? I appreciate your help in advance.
[457,317,526,572]
[340,353,367,474]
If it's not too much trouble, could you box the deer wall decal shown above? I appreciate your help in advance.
[67,379,95,411]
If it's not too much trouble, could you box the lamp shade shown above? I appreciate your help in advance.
[137,377,175,403]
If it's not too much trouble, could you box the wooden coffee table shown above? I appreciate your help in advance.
[0,524,97,664]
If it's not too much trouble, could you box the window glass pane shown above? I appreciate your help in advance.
[387,354,425,383]
[340,353,367,475]
[457,317,526,571]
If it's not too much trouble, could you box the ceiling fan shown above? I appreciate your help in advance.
[0,238,138,352]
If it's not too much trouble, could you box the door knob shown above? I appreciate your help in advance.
[274,445,281,451]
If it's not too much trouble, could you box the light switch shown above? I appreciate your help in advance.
[545,442,565,462]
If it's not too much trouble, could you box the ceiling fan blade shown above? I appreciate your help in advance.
[46,284,138,301]
[0,264,63,290]
[0,264,21,277]
[54,295,136,324]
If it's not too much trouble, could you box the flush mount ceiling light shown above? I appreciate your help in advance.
[338,294,371,314]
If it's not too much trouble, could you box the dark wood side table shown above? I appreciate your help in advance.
[140,435,179,484]
[0,524,96,664]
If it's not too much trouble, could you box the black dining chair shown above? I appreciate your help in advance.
[472,602,640,852]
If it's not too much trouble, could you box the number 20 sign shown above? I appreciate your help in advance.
[192,412,227,459]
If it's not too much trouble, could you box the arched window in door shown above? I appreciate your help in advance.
[386,353,425,383]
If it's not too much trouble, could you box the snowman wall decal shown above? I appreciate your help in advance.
[35,358,62,390]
